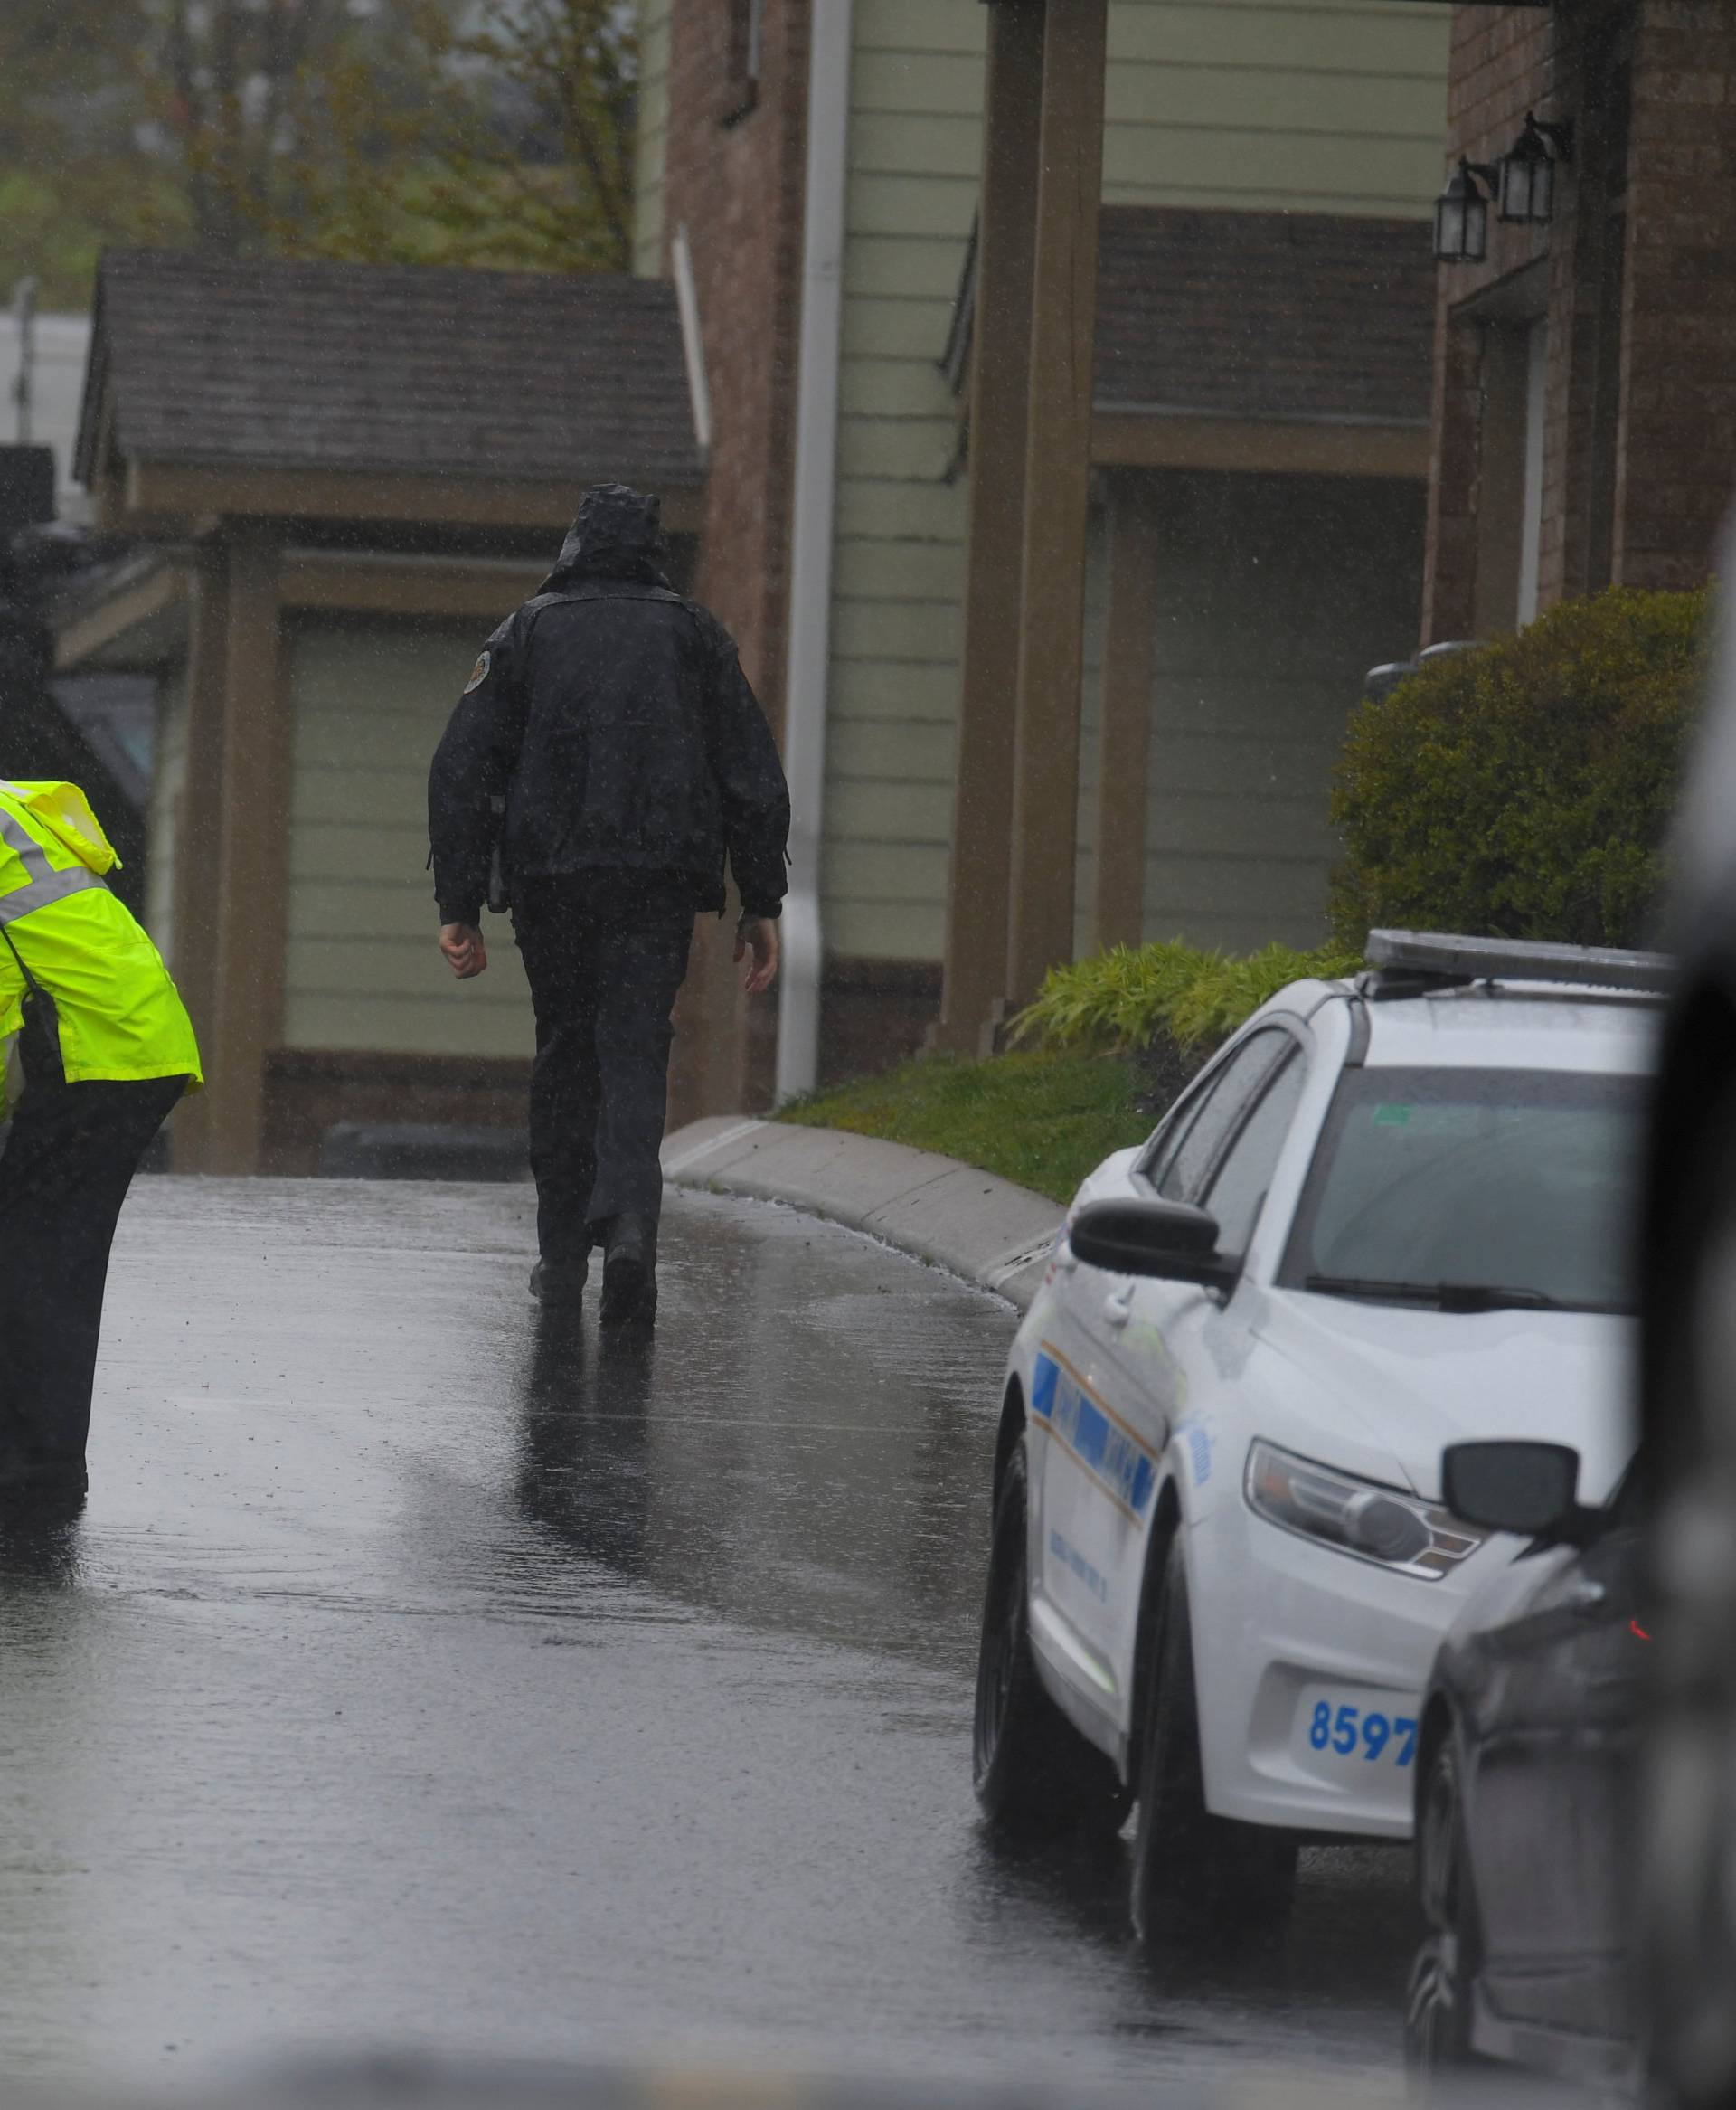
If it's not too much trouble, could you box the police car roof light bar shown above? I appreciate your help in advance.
[1363,929,1674,998]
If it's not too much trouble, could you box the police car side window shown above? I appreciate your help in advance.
[1202,1052,1306,1255]
[1153,1029,1293,1205]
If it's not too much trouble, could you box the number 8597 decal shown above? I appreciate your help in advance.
[1305,1697,1418,1767]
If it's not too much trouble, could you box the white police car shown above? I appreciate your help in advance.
[972,932,1661,1935]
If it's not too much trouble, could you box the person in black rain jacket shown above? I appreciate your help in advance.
[428,483,790,1328]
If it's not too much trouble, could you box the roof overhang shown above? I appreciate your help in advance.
[92,453,704,541]
[51,544,615,675]
[52,553,188,673]
[1091,410,1428,478]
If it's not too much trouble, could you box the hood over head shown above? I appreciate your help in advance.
[538,483,669,593]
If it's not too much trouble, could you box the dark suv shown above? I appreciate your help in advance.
[1637,525,1736,2110]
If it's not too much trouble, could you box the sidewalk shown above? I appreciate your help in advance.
[660,1117,1063,1310]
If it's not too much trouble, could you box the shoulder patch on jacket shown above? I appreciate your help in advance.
[463,650,492,695]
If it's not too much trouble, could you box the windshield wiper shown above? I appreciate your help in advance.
[1301,1274,1575,1313]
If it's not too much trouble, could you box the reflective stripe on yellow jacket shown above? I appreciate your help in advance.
[0,780,203,1094]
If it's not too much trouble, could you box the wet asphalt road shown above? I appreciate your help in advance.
[0,1178,1418,2092]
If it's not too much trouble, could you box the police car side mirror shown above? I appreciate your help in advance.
[1068,1198,1238,1290]
[1442,1440,1587,1539]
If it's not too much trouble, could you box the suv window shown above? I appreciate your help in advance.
[1149,1027,1295,1205]
[1203,1052,1306,1254]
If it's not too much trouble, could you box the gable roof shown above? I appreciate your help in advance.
[1092,205,1435,428]
[77,249,702,491]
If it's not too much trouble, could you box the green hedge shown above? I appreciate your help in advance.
[1010,937,1362,1059]
[1329,585,1709,951]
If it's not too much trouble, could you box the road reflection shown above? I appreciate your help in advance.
[500,1195,1421,2068]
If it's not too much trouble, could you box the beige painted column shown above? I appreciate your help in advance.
[931,0,1046,1055]
[166,540,229,1169]
[200,526,291,1174]
[1004,0,1108,1010]
[1093,474,1158,952]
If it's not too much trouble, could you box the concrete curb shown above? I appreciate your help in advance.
[660,1117,1062,1311]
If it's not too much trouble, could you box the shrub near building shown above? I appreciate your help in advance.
[784,589,1708,1196]
[1330,587,1710,951]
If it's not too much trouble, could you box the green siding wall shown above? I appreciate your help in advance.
[1085,473,1427,954]
[826,4,983,963]
[1103,2,1458,215]
[824,0,1451,965]
[634,0,672,275]
[282,616,534,1059]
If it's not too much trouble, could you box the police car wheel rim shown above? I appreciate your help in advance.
[1405,1741,1475,2070]
[1417,1746,1461,1932]
[1405,1939,1463,2072]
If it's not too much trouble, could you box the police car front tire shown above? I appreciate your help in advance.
[972,1443,1128,1838]
[1128,1537,1297,1938]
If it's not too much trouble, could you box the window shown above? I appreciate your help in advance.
[1202,1053,1306,1255]
[1148,1028,1295,1206]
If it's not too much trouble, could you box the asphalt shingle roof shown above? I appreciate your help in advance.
[79,250,701,488]
[1093,206,1436,426]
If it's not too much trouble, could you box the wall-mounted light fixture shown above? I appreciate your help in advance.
[1497,111,1574,224]
[1434,159,1497,264]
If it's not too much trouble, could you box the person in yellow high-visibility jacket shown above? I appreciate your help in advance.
[0,779,202,1508]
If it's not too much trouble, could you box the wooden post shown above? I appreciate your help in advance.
[1093,474,1157,952]
[1005,0,1108,1010]
[930,0,1046,1056]
[166,540,230,1169]
[201,526,290,1174]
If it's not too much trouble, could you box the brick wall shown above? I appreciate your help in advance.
[1423,0,1736,639]
[1615,0,1736,590]
[1421,3,1555,640]
[261,1053,532,1176]
[818,962,942,1090]
[658,0,810,1126]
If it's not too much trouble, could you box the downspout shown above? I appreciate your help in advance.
[670,225,713,463]
[774,0,854,1103]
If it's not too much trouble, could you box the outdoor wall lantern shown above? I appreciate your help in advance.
[1497,112,1574,223]
[1434,159,1496,264]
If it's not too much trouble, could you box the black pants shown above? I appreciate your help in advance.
[512,876,694,1269]
[0,1074,186,1485]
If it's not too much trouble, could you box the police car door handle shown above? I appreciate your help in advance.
[1103,1286,1133,1328]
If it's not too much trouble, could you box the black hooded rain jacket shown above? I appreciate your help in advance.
[428,485,790,926]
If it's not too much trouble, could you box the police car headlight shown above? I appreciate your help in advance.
[1244,1440,1486,1580]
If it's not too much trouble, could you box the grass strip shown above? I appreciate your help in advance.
[776,1052,1150,1205]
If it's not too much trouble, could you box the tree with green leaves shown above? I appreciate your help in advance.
[0,0,637,308]
[410,1,637,275]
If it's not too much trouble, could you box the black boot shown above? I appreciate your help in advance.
[0,1459,88,1525]
[529,1254,589,1308]
[600,1213,656,1330]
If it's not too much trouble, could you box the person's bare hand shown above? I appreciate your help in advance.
[733,915,779,995]
[439,922,487,979]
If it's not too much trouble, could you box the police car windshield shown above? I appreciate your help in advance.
[1281,1065,1643,1316]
